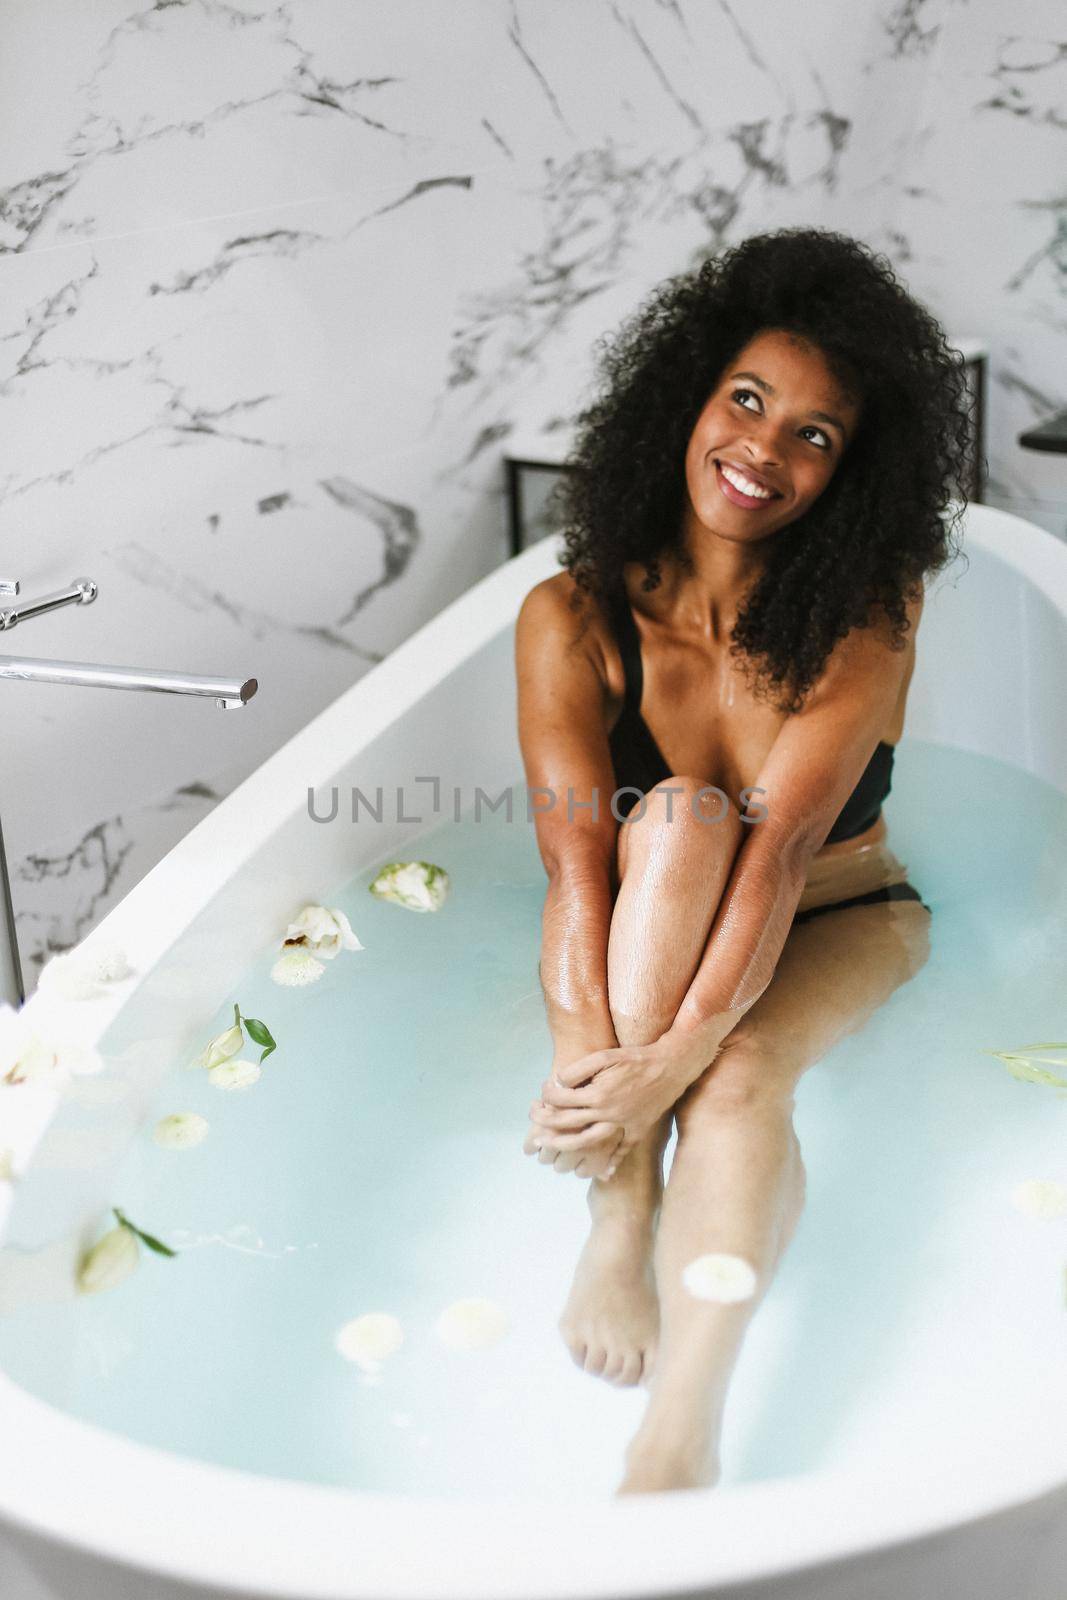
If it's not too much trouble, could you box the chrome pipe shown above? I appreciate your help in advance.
[0,813,25,1008]
[0,655,257,709]
[0,576,97,630]
[0,579,19,597]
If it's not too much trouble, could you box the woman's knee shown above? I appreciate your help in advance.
[609,1001,678,1048]
[674,1035,797,1134]
[621,774,745,853]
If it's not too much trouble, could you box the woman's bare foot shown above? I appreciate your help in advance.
[614,1433,722,1494]
[558,1202,660,1387]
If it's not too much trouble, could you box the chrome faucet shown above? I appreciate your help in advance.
[0,576,258,1006]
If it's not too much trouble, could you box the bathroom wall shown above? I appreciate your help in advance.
[1,0,1063,985]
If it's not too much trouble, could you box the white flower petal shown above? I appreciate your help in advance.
[37,953,106,1002]
[1011,1179,1067,1220]
[328,907,363,952]
[2,1033,60,1086]
[270,949,325,986]
[36,941,135,1001]
[435,1297,510,1351]
[0,1000,103,1089]
[208,1059,261,1091]
[681,1252,758,1303]
[77,1225,139,1295]
[195,1022,245,1070]
[335,1312,404,1369]
[153,1113,210,1150]
[369,861,450,913]
[284,904,334,945]
[281,904,363,960]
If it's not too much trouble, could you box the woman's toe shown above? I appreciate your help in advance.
[618,1351,643,1386]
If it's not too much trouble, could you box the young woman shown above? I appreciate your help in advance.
[514,228,973,1495]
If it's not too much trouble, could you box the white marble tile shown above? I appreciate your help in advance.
[0,0,1063,974]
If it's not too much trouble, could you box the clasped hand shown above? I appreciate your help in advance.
[523,1030,711,1177]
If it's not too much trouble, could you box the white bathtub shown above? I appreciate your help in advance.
[1,501,1066,1600]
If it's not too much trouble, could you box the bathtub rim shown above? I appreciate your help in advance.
[2,501,1067,1596]
[1,1377,1067,1600]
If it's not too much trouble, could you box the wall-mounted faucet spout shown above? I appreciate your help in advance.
[0,577,97,630]
[0,573,259,1006]
[0,654,257,705]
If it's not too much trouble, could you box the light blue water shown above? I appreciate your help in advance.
[1,740,1065,1502]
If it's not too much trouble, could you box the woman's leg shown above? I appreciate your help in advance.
[558,778,746,1385]
[617,894,932,1493]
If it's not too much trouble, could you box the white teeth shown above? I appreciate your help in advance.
[720,463,773,499]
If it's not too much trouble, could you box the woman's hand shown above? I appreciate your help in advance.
[529,1030,720,1160]
[522,1108,624,1180]
[522,1028,625,1180]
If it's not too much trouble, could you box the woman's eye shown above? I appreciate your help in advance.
[801,426,831,450]
[732,388,760,411]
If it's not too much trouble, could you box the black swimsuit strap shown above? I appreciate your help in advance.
[605,584,644,712]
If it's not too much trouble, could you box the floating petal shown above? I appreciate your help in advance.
[335,1312,404,1370]
[153,1113,210,1150]
[282,904,362,960]
[38,941,135,1002]
[270,949,325,986]
[435,1297,510,1351]
[1011,1179,1067,1220]
[369,861,450,913]
[77,1225,139,1295]
[682,1252,758,1303]
[208,1059,261,1091]
[195,1023,245,1070]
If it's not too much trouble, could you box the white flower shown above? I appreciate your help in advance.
[281,904,362,960]
[1011,1179,1067,1220]
[0,1002,103,1088]
[153,1113,210,1150]
[335,1312,404,1370]
[0,1147,15,1182]
[37,941,134,1002]
[682,1252,758,1304]
[194,1020,245,1070]
[77,1225,139,1295]
[208,1059,261,1091]
[435,1298,510,1352]
[369,861,450,914]
[270,949,325,986]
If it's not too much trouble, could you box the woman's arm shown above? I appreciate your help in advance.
[539,592,925,1150]
[516,577,627,1172]
[667,590,924,1048]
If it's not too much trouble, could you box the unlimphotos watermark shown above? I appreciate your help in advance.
[307,777,769,826]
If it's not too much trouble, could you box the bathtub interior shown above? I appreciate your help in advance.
[0,508,1066,1562]
[905,524,1067,791]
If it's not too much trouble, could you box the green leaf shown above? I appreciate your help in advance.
[137,1231,178,1258]
[988,1052,1067,1089]
[112,1207,177,1257]
[243,1017,276,1062]
[233,1002,242,1029]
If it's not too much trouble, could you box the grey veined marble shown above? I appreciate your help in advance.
[0,0,1062,977]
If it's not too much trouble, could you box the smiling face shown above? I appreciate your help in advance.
[682,328,862,548]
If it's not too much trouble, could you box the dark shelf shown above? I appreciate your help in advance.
[1018,410,1067,455]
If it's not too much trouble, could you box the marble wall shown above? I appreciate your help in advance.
[1,0,1063,985]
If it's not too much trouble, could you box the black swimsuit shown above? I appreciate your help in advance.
[604,586,932,923]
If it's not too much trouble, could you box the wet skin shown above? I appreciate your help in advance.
[517,330,929,1492]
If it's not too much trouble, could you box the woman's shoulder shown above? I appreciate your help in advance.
[517,570,619,695]
[519,570,614,645]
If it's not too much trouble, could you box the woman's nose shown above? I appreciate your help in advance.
[738,430,785,470]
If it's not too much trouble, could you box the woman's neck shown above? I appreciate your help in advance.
[632,536,767,644]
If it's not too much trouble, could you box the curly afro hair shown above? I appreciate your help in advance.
[554,227,976,713]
